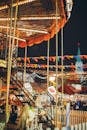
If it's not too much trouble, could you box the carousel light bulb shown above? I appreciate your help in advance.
[49,76,55,82]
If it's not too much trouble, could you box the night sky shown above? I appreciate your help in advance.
[18,0,87,57]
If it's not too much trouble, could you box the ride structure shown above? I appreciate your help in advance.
[0,0,74,128]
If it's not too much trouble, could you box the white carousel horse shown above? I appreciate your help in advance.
[18,104,36,130]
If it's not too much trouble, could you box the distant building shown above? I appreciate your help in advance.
[75,43,84,82]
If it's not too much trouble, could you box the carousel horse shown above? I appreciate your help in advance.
[18,104,36,130]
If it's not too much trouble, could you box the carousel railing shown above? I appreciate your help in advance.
[55,109,87,130]
[70,110,87,125]
[56,109,87,126]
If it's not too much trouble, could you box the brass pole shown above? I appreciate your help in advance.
[47,40,50,91]
[55,0,59,126]
[6,0,14,123]
[6,0,19,123]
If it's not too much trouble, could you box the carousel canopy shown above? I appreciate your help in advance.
[0,0,73,47]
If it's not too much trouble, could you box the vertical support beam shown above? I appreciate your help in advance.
[6,0,13,123]
[55,0,59,126]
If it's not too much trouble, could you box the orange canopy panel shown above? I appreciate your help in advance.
[0,0,73,47]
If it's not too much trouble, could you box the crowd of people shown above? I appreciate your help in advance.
[71,100,87,111]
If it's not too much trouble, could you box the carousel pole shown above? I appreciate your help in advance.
[55,0,59,127]
[10,0,19,62]
[5,8,10,60]
[6,0,13,123]
[60,27,64,125]
[47,40,50,92]
[24,45,27,83]
[61,28,64,102]
[6,0,19,123]
[47,39,50,115]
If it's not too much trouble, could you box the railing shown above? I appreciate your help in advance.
[56,110,87,126]
[70,110,87,125]
[55,110,87,130]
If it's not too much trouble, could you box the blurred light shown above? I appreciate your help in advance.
[49,76,55,82]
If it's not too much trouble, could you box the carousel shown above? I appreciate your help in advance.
[2,0,87,130]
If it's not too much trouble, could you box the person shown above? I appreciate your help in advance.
[10,105,18,124]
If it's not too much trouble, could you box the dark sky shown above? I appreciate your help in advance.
[19,0,87,57]
[63,0,87,55]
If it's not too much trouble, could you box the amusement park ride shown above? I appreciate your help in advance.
[0,0,87,129]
